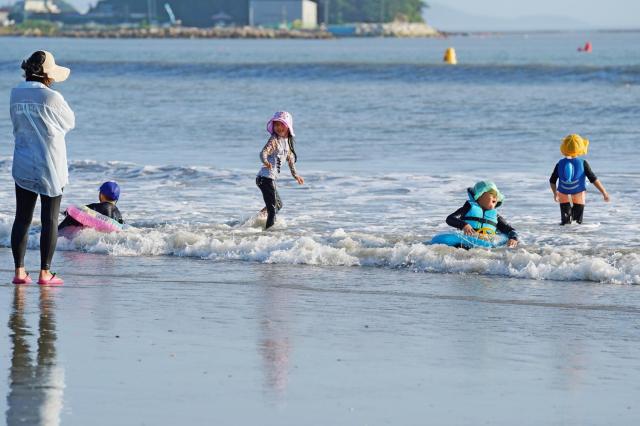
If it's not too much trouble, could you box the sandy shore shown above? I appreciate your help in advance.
[1,247,639,425]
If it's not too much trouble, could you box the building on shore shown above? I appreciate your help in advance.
[82,0,320,28]
[0,7,13,26]
[22,0,60,14]
[9,0,80,23]
[249,0,317,29]
[79,1,243,27]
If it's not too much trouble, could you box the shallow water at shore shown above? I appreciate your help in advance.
[1,158,637,284]
[1,248,640,425]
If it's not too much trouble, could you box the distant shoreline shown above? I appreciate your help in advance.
[2,25,633,40]
[441,28,640,37]
[0,22,442,39]
[0,26,333,40]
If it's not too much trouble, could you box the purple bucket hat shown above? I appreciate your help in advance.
[267,111,295,137]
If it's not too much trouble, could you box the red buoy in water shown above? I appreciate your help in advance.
[578,42,592,53]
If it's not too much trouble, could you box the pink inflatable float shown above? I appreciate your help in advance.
[65,205,123,233]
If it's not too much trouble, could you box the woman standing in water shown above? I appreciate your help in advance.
[10,51,75,285]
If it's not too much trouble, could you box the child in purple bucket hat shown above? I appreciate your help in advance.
[256,111,305,229]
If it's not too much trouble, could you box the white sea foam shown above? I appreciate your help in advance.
[1,216,638,284]
[1,158,638,285]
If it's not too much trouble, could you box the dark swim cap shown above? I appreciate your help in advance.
[99,181,120,201]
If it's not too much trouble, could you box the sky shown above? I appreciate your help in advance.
[431,0,640,28]
[11,0,640,29]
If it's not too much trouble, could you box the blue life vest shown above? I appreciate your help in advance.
[557,158,586,194]
[463,198,498,235]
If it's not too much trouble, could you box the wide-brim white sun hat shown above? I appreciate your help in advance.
[41,50,70,82]
[267,111,295,137]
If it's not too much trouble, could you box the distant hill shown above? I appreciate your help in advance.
[53,0,78,13]
[424,2,595,32]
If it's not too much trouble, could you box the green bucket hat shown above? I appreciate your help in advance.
[472,180,504,204]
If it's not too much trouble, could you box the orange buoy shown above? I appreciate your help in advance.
[443,47,457,65]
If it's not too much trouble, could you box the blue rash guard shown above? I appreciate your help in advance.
[550,159,598,194]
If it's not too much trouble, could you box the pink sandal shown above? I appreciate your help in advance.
[12,273,32,285]
[38,273,64,286]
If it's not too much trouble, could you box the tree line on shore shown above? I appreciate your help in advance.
[324,0,427,23]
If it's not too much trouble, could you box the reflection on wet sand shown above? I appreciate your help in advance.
[6,286,65,426]
[258,269,293,398]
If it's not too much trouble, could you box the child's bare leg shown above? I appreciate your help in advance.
[571,192,586,205]
[571,191,586,224]
[557,192,572,225]
[557,193,570,203]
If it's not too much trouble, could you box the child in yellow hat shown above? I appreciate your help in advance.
[549,134,609,225]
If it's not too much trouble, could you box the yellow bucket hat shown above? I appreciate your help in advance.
[560,134,589,157]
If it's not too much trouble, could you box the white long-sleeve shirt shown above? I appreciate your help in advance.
[10,81,75,197]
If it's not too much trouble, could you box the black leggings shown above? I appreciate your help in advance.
[11,185,62,270]
[256,176,282,229]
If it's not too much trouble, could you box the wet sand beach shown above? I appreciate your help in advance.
[1,247,639,425]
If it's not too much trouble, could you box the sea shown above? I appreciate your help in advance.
[1,32,640,425]
[1,33,638,284]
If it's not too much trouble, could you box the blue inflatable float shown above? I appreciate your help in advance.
[429,232,508,249]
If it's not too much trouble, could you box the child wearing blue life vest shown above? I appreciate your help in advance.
[256,111,304,229]
[446,181,519,248]
[549,134,609,225]
[58,181,124,230]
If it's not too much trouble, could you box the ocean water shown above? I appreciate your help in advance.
[0,33,639,284]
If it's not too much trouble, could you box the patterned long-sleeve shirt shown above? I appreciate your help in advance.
[257,136,298,180]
